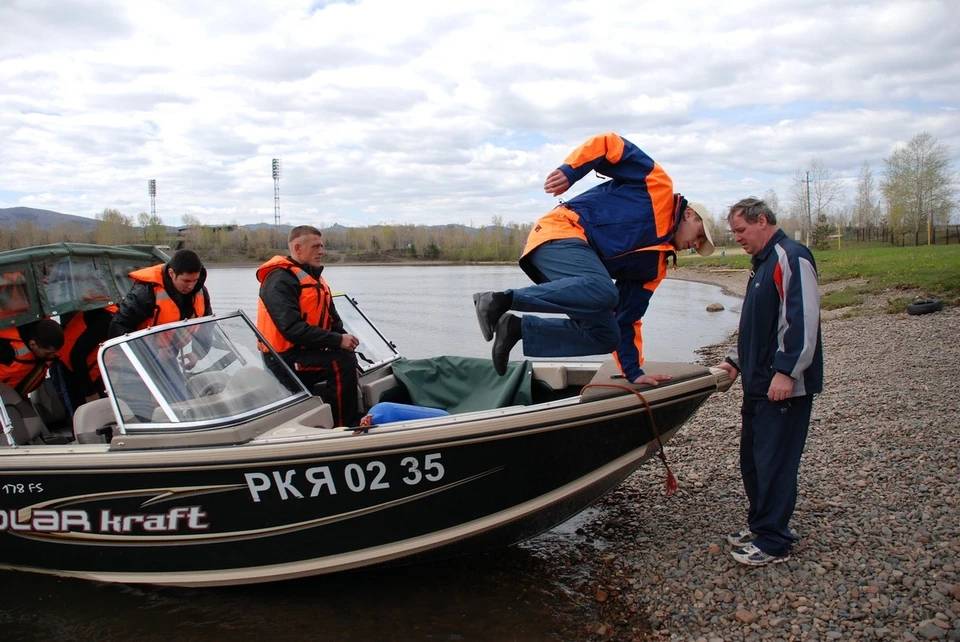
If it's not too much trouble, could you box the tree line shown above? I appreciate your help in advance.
[711,131,957,250]
[0,209,534,264]
[2,132,955,259]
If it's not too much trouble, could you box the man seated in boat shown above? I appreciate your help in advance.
[0,319,64,398]
[256,225,362,427]
[108,249,213,367]
[52,305,117,417]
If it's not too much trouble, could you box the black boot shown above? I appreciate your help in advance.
[473,291,513,342]
[492,313,522,376]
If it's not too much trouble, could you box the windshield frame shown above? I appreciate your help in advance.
[99,311,312,434]
[331,293,401,374]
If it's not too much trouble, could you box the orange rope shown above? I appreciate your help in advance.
[580,383,678,496]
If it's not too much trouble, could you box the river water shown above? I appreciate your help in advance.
[1,265,741,641]
[205,265,743,363]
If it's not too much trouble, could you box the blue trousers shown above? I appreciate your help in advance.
[740,395,813,556]
[508,239,619,358]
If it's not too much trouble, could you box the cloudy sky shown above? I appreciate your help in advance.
[1,0,958,229]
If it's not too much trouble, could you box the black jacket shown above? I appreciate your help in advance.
[259,259,345,351]
[66,308,114,395]
[109,263,212,338]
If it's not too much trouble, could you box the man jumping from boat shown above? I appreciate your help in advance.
[473,132,714,382]
[256,225,361,427]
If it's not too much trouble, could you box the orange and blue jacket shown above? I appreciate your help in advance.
[520,133,687,381]
[0,326,51,397]
[256,256,337,354]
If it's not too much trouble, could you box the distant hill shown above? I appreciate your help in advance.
[0,206,99,230]
[0,207,484,236]
[213,221,480,236]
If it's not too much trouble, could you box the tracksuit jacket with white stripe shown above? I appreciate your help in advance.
[726,229,823,399]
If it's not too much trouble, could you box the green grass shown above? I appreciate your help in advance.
[820,288,865,310]
[815,245,960,311]
[689,244,960,313]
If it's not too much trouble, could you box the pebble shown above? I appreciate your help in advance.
[526,271,960,641]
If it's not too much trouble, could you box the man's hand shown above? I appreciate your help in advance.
[767,372,794,402]
[632,373,672,387]
[180,352,199,371]
[716,362,739,385]
[340,333,360,351]
[543,169,570,196]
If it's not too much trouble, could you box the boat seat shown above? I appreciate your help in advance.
[74,398,117,444]
[1,383,49,446]
[187,371,231,397]
[361,374,405,408]
[74,398,135,444]
[29,377,69,429]
[222,366,290,408]
[531,364,567,390]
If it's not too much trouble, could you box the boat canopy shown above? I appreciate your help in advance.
[0,243,169,329]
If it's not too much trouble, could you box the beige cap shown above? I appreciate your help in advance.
[686,202,715,256]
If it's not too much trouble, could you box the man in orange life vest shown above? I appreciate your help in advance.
[473,132,715,382]
[53,305,117,416]
[108,249,213,369]
[0,319,64,398]
[257,226,361,427]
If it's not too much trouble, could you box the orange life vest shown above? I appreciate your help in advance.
[57,305,118,381]
[129,265,206,329]
[256,256,333,353]
[0,270,31,321]
[0,326,50,396]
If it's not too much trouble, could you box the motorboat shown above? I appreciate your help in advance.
[0,245,731,587]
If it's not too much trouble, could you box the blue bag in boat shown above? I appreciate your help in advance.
[361,402,450,425]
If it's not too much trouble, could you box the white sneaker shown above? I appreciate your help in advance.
[726,529,755,547]
[731,543,790,566]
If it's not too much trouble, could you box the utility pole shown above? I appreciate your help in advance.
[272,158,282,227]
[148,179,157,218]
[806,171,812,246]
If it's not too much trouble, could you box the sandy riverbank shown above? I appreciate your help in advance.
[534,267,959,641]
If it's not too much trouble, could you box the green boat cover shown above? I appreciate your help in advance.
[390,356,534,414]
[0,243,169,328]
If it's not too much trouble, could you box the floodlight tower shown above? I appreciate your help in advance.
[148,179,157,217]
[272,158,282,227]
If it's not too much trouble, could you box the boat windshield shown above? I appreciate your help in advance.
[100,312,310,431]
[332,293,400,374]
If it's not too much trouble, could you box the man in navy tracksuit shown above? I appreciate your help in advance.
[717,197,823,566]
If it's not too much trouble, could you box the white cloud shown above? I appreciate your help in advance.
[0,0,958,228]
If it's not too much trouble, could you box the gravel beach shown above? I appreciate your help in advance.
[536,266,960,641]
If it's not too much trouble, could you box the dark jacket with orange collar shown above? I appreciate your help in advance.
[519,133,686,381]
[57,306,117,396]
[109,263,212,338]
[256,256,345,354]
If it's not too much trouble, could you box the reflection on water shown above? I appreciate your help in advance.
[1,265,741,640]
[207,265,742,362]
[1,549,574,642]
